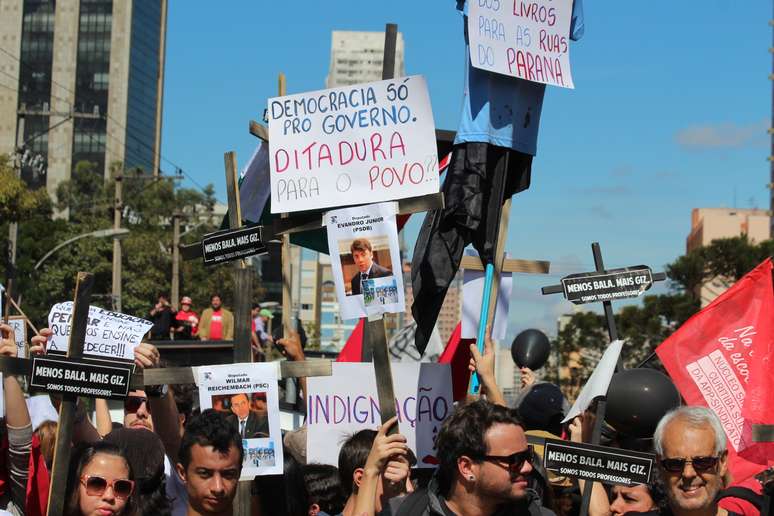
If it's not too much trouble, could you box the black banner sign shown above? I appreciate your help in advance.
[560,265,653,305]
[201,226,266,266]
[29,355,134,399]
[543,438,655,486]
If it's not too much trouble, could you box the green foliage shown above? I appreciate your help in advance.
[553,235,770,394]
[1,160,265,328]
[0,154,50,222]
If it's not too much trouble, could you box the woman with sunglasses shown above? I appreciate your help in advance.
[65,442,136,516]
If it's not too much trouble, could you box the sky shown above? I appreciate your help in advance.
[161,1,771,342]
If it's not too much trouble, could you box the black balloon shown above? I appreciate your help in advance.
[510,329,550,370]
[605,368,681,438]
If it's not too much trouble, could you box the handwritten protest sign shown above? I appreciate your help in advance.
[306,362,452,468]
[197,363,283,477]
[468,0,575,88]
[268,75,439,213]
[47,302,152,361]
[8,316,26,358]
[326,202,404,319]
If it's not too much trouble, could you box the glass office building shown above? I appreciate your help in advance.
[0,0,168,197]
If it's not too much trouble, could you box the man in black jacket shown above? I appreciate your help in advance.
[349,238,392,295]
[396,401,544,516]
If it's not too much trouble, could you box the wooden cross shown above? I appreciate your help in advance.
[48,271,95,516]
[541,242,666,516]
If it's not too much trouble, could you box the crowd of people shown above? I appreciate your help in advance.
[147,293,278,355]
[0,319,767,516]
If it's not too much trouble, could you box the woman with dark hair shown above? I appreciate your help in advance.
[65,441,136,516]
[104,428,172,516]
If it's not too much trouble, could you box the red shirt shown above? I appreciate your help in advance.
[175,310,199,337]
[209,309,223,340]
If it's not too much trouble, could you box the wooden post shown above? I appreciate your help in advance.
[278,73,293,338]
[223,151,255,515]
[359,22,401,432]
[47,272,95,516]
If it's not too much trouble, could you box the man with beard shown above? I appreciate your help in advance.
[396,400,542,516]
[654,406,730,516]
[199,294,234,341]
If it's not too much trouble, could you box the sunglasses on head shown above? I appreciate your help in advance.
[81,475,135,499]
[660,456,720,473]
[482,445,535,472]
[123,396,149,414]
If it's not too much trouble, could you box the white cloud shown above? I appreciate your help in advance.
[675,120,766,149]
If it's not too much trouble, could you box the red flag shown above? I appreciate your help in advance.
[656,258,774,480]
[336,319,364,362]
[438,322,474,401]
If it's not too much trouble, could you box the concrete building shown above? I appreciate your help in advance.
[326,30,405,88]
[687,208,771,305]
[0,0,167,198]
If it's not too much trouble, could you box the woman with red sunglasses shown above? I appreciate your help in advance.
[65,442,136,516]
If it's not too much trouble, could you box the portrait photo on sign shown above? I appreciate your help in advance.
[197,363,283,477]
[210,391,271,439]
[326,202,405,320]
[339,236,394,296]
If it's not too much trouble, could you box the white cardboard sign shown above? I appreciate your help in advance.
[8,317,27,359]
[267,75,439,213]
[197,363,283,477]
[326,202,405,320]
[469,0,575,88]
[563,339,623,423]
[462,266,512,342]
[306,362,452,468]
[47,302,152,361]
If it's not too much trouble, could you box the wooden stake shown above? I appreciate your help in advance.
[47,272,94,516]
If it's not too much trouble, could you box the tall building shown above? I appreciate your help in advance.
[686,208,771,305]
[403,268,462,345]
[0,0,168,197]
[326,30,405,88]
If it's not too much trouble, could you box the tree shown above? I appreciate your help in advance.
[1,159,265,328]
[553,235,771,396]
[0,154,49,222]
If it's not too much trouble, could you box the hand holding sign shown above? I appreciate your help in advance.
[29,327,52,356]
[0,323,17,358]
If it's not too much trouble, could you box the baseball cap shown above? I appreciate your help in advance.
[259,309,274,318]
[180,296,192,305]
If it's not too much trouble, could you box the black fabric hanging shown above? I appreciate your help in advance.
[410,142,532,354]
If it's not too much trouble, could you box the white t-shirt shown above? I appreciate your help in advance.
[164,455,189,516]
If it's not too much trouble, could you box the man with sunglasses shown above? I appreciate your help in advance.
[653,406,729,516]
[396,400,542,516]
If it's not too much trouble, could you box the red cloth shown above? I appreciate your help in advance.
[174,309,199,336]
[656,258,774,481]
[718,475,764,516]
[25,433,49,516]
[209,309,224,340]
[337,319,364,362]
[438,323,474,401]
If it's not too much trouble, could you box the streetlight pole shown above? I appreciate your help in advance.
[112,172,123,312]
[34,228,130,271]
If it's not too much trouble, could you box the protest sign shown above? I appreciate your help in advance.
[306,362,452,468]
[197,363,283,477]
[326,202,404,320]
[561,266,654,305]
[563,340,623,423]
[201,226,266,266]
[543,438,655,486]
[462,259,512,341]
[468,0,575,88]
[268,75,439,213]
[8,316,26,358]
[29,355,134,399]
[47,302,152,361]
